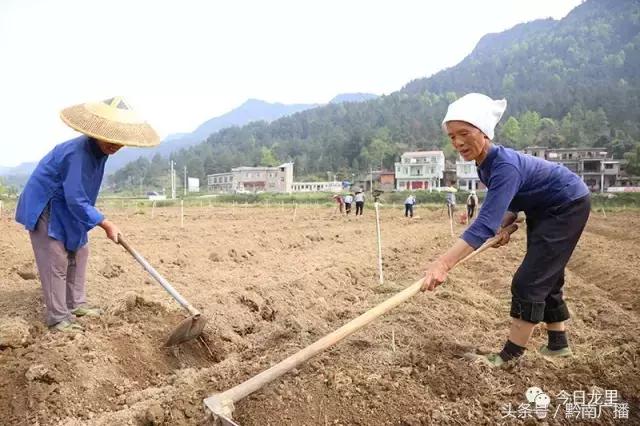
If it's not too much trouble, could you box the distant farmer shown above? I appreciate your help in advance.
[444,186,456,219]
[15,97,160,332]
[354,190,365,216]
[466,190,479,221]
[343,193,354,214]
[421,93,590,367]
[332,194,344,214]
[404,194,416,218]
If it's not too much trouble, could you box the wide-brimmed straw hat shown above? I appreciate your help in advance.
[60,96,160,147]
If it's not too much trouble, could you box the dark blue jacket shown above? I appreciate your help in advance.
[462,145,589,248]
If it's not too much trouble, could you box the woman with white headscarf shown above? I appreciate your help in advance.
[421,93,590,367]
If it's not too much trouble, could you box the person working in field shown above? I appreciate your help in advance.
[15,97,160,332]
[332,194,344,214]
[466,190,479,222]
[354,190,365,216]
[343,193,354,214]
[404,193,416,218]
[444,187,456,220]
[421,93,590,366]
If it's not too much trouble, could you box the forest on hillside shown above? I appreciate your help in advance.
[109,0,640,192]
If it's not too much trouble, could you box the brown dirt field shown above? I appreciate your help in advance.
[1,204,638,425]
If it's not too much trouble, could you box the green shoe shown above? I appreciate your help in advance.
[539,345,573,358]
[463,352,506,368]
[71,306,103,317]
[51,319,84,333]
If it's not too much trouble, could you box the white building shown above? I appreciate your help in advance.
[207,162,294,193]
[395,151,445,191]
[456,156,481,191]
[291,181,342,193]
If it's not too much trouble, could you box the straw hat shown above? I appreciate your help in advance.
[60,97,160,147]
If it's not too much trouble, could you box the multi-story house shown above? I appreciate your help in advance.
[207,162,294,193]
[522,147,620,192]
[207,172,233,193]
[456,156,482,191]
[394,151,445,191]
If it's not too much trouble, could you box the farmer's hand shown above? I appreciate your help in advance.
[420,259,450,292]
[492,222,519,248]
[99,219,122,243]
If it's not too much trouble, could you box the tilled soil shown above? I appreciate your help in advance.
[1,204,638,425]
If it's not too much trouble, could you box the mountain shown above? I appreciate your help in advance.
[108,0,640,191]
[330,93,378,104]
[104,98,319,173]
[0,162,38,177]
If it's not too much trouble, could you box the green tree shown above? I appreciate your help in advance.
[499,116,522,147]
[259,147,278,167]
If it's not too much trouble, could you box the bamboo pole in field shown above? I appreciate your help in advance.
[181,200,184,228]
[374,201,384,284]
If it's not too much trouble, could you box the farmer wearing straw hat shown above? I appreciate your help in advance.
[15,97,160,332]
[421,93,590,367]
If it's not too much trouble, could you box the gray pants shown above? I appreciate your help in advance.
[29,208,88,326]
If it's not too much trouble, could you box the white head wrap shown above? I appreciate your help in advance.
[442,93,507,140]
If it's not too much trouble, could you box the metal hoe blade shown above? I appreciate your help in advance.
[164,314,207,347]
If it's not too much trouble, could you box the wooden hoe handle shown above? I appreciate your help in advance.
[205,229,515,414]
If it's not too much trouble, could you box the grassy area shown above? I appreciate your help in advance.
[3,191,640,214]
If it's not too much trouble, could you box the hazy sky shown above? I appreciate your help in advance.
[0,0,581,167]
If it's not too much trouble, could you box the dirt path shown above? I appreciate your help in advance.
[1,205,638,425]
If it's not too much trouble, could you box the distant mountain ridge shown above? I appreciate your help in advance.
[106,0,640,191]
[330,93,378,104]
[104,98,320,173]
[0,162,38,177]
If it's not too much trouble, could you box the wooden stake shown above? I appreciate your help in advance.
[448,204,454,237]
[374,201,384,284]
[181,200,184,228]
[151,201,156,219]
[601,206,606,218]
[292,202,297,222]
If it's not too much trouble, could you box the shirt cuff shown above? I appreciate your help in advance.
[87,209,105,229]
[461,230,485,250]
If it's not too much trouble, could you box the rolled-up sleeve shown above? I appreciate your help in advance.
[62,151,104,231]
[462,163,522,249]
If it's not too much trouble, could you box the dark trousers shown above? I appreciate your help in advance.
[345,203,352,214]
[355,201,364,215]
[467,205,476,219]
[405,204,413,217]
[510,195,591,324]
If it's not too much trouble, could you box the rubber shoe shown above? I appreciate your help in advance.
[463,352,506,368]
[539,345,573,358]
[71,307,103,317]
[51,320,84,333]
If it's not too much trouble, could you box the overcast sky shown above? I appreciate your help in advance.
[0,0,581,167]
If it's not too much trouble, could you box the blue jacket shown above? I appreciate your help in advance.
[15,136,107,251]
[462,145,589,249]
